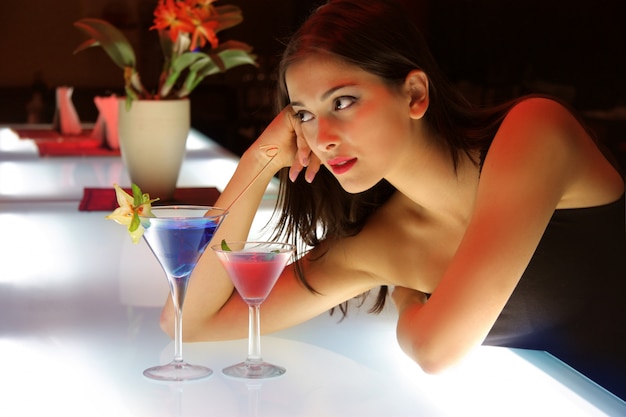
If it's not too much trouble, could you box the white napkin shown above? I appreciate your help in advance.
[53,86,82,135]
[93,95,120,150]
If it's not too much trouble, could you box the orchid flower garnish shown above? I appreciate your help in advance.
[106,183,159,243]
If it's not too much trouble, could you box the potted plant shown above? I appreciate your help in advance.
[74,0,257,200]
[74,0,257,107]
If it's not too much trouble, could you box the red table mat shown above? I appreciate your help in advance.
[79,187,221,211]
[12,128,120,157]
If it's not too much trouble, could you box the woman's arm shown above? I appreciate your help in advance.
[394,97,608,373]
[160,108,298,339]
[160,107,351,341]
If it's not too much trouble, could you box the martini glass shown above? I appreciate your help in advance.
[141,205,227,381]
[212,241,294,379]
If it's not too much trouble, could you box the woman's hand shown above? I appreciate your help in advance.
[291,119,322,183]
[254,106,322,183]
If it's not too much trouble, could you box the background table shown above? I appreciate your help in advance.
[1,126,625,416]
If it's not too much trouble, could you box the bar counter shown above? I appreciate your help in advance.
[1,126,624,416]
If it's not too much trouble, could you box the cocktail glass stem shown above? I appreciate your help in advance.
[170,275,188,363]
[246,304,262,366]
[143,268,210,381]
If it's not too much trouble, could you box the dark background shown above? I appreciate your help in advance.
[1,0,625,162]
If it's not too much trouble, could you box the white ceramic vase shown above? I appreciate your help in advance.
[118,99,190,200]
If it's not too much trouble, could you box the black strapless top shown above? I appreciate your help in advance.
[484,193,626,399]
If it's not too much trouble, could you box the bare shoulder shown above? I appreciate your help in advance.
[498,97,584,147]
[490,96,623,207]
[481,98,577,197]
[508,96,572,113]
[495,96,601,167]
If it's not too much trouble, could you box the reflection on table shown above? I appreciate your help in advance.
[1,126,625,416]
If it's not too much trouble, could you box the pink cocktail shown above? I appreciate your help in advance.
[212,241,294,379]
[218,251,291,305]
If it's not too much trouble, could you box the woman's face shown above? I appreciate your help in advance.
[285,53,418,193]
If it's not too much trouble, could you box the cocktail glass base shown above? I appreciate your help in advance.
[143,361,213,382]
[222,361,286,379]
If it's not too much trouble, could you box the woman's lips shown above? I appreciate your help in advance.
[328,157,357,175]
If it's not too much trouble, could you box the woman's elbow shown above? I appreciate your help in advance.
[159,308,209,341]
[405,337,462,375]
[414,355,452,375]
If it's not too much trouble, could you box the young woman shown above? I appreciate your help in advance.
[161,0,626,399]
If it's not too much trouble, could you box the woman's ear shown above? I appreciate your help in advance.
[405,70,429,119]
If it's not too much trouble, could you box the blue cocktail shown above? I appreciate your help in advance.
[141,205,227,381]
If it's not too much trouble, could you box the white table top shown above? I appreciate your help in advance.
[0,126,243,202]
[1,126,625,416]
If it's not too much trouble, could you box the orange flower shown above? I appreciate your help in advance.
[189,0,217,12]
[152,0,219,51]
[152,0,194,43]
[187,7,219,51]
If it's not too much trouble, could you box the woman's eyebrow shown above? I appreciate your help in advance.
[290,83,356,107]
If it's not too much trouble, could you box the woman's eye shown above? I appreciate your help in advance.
[334,96,356,111]
[294,110,313,123]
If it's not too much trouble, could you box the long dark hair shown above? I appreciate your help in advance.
[271,0,515,315]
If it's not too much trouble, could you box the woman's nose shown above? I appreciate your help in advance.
[315,117,339,151]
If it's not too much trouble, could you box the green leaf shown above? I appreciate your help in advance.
[214,40,254,53]
[124,92,136,110]
[131,183,143,207]
[218,49,258,71]
[161,52,211,97]
[129,211,140,233]
[171,52,207,73]
[73,38,99,53]
[73,18,136,69]
[177,48,257,97]
[191,55,221,75]
[221,239,232,251]
[214,5,244,32]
